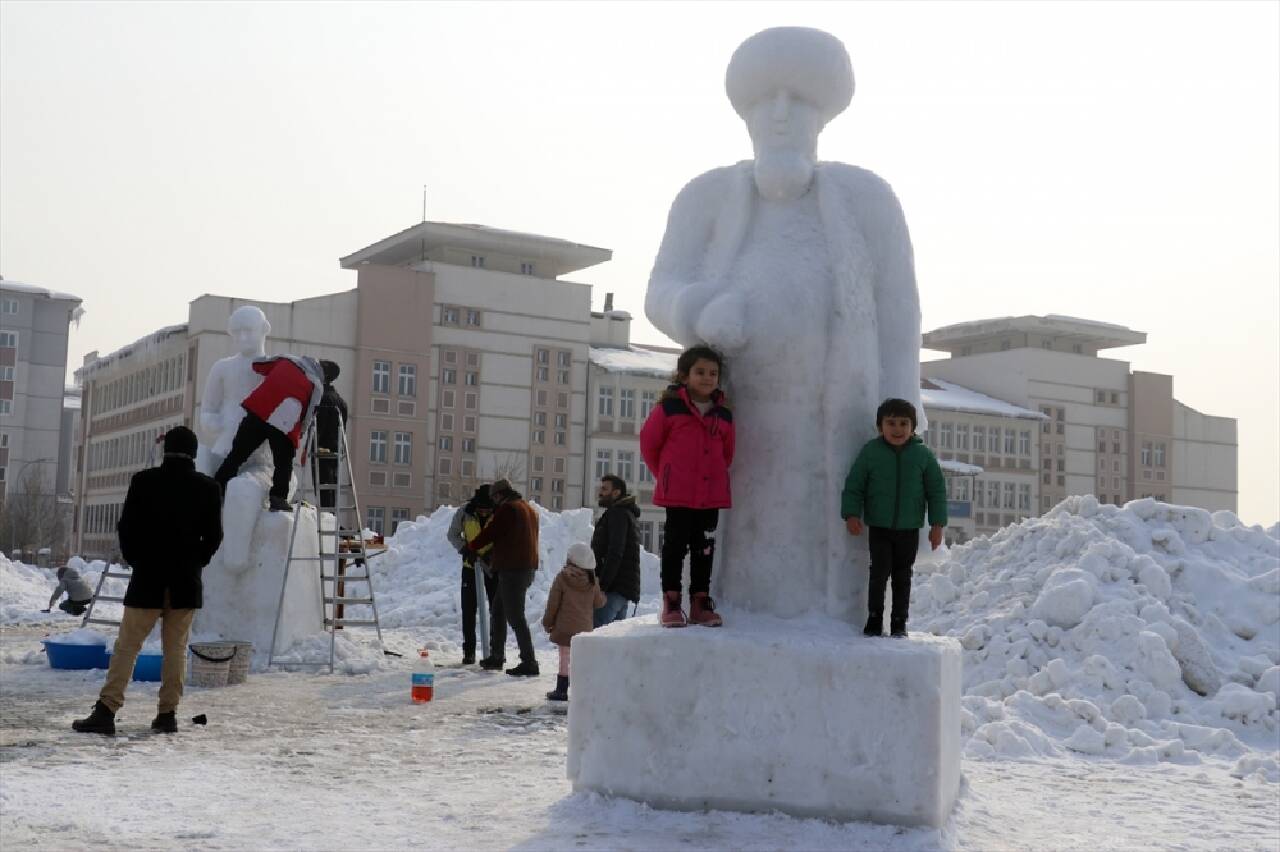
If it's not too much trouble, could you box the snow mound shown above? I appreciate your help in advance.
[913,496,1280,771]
[0,555,127,627]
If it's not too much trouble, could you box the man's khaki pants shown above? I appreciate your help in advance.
[99,593,196,714]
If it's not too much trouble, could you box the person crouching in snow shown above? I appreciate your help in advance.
[213,355,329,512]
[44,563,94,616]
[639,346,735,628]
[541,542,605,702]
[841,398,947,638]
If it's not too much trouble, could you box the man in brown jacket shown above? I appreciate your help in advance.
[467,479,540,676]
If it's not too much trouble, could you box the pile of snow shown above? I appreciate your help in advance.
[912,496,1280,781]
[0,555,127,625]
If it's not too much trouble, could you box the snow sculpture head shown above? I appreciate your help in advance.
[227,305,270,357]
[726,27,854,202]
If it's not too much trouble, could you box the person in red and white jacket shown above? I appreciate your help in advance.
[213,355,328,511]
[639,346,735,628]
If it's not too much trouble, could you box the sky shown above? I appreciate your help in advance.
[1,1,1276,524]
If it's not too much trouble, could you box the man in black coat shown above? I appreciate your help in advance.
[73,426,223,736]
[591,475,641,627]
[313,360,348,509]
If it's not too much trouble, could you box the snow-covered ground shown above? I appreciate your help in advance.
[2,499,1277,850]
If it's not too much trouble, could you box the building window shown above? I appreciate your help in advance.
[1096,389,1107,404]
[536,389,548,406]
[1004,428,1017,454]
[537,349,550,365]
[988,429,1001,453]
[558,393,569,408]
[641,391,657,419]
[598,387,614,417]
[391,508,411,534]
[461,459,474,477]
[443,368,457,385]
[557,369,570,385]
[975,482,985,508]
[637,462,652,484]
[557,351,571,368]
[554,431,566,446]
[956,424,969,451]
[366,506,385,535]
[465,372,478,386]
[1003,482,1017,510]
[520,262,535,275]
[551,479,564,493]
[464,416,476,432]
[445,351,457,364]
[1154,443,1166,467]
[398,365,417,397]
[554,413,566,429]
[530,477,542,493]
[616,450,634,482]
[369,431,388,463]
[595,449,612,478]
[462,438,475,453]
[372,360,390,394]
[0,331,16,348]
[1141,443,1151,466]
[466,310,481,327]
[1113,459,1120,473]
[393,432,412,465]
[554,457,566,474]
[972,426,985,451]
[533,455,545,473]
[536,366,549,382]
[438,457,452,475]
[442,390,455,408]
[465,392,477,409]
[441,413,454,431]
[1099,441,1107,453]
[470,255,485,268]
[940,422,953,449]
[443,307,460,324]
[1072,344,1083,354]
[1018,431,1031,456]
[1111,442,1120,454]
[535,411,547,427]
[639,522,653,552]
[439,435,452,451]
[0,366,12,382]
[1042,494,1052,510]
[0,298,17,314]
[1018,483,1031,512]
[619,388,636,419]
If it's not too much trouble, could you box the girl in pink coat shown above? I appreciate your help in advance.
[639,346,735,628]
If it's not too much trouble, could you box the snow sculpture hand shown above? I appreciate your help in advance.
[666,282,718,345]
[694,292,749,353]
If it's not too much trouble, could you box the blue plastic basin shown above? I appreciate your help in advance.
[105,651,164,682]
[42,640,110,670]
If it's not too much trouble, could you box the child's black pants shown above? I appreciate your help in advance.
[867,526,919,623]
[661,508,718,595]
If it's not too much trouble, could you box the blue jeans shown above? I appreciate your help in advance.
[593,592,631,628]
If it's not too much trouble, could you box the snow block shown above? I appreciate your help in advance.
[567,611,962,827]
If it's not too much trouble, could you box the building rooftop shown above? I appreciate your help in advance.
[0,277,83,305]
[588,345,679,379]
[339,221,612,277]
[75,324,188,381]
[920,378,1047,421]
[922,314,1146,352]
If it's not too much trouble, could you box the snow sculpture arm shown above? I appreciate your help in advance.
[199,362,229,455]
[646,172,725,346]
[863,176,925,430]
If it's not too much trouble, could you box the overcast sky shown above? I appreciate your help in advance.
[2,1,1276,523]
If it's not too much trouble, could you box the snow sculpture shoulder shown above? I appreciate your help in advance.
[645,27,925,623]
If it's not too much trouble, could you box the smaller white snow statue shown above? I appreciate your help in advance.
[645,25,924,624]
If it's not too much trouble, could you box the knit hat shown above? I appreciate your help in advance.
[163,426,198,460]
[468,484,494,512]
[566,542,596,571]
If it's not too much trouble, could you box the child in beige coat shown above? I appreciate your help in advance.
[541,542,605,702]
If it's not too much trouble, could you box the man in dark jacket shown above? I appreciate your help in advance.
[467,479,540,677]
[73,427,223,736]
[313,360,348,510]
[591,475,641,627]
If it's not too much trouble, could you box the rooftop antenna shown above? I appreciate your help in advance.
[420,185,428,262]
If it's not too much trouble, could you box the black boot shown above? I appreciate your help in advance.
[151,711,178,733]
[863,614,883,637]
[890,618,908,638]
[72,701,116,736]
[478,656,505,671]
[506,660,540,677]
[462,651,476,665]
[546,675,569,701]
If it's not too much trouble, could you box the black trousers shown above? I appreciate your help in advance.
[461,562,499,656]
[661,508,719,595]
[60,599,89,616]
[214,411,295,501]
[315,457,339,509]
[868,526,918,623]
[490,568,536,665]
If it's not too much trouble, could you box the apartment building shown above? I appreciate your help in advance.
[72,222,611,551]
[919,378,1047,542]
[0,278,83,557]
[921,315,1238,513]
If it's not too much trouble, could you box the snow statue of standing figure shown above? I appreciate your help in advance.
[645,26,924,624]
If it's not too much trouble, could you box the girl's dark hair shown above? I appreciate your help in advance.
[876,398,918,429]
[672,346,725,383]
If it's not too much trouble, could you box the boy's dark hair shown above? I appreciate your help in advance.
[600,474,627,496]
[876,398,918,429]
[673,346,725,383]
[320,360,340,384]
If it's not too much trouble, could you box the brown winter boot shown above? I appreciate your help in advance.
[660,591,687,628]
[688,592,723,627]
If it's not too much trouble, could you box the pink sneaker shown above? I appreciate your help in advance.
[688,592,723,627]
[660,591,687,628]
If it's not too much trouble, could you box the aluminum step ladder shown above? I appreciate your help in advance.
[268,420,387,672]
[80,564,134,629]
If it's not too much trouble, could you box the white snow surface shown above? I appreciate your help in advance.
[587,345,677,379]
[920,378,1047,421]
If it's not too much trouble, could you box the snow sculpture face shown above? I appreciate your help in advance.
[746,92,822,202]
[227,306,269,358]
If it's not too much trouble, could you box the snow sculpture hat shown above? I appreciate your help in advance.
[725,27,854,127]
[567,542,597,572]
[163,426,198,460]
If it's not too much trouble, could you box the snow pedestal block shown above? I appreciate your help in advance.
[566,611,962,828]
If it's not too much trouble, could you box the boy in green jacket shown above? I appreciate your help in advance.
[841,398,948,638]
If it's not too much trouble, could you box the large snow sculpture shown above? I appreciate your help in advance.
[572,28,960,829]
[645,26,924,624]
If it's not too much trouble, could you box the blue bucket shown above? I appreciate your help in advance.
[42,640,110,670]
[105,651,164,682]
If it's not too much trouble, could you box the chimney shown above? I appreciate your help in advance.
[603,292,614,312]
